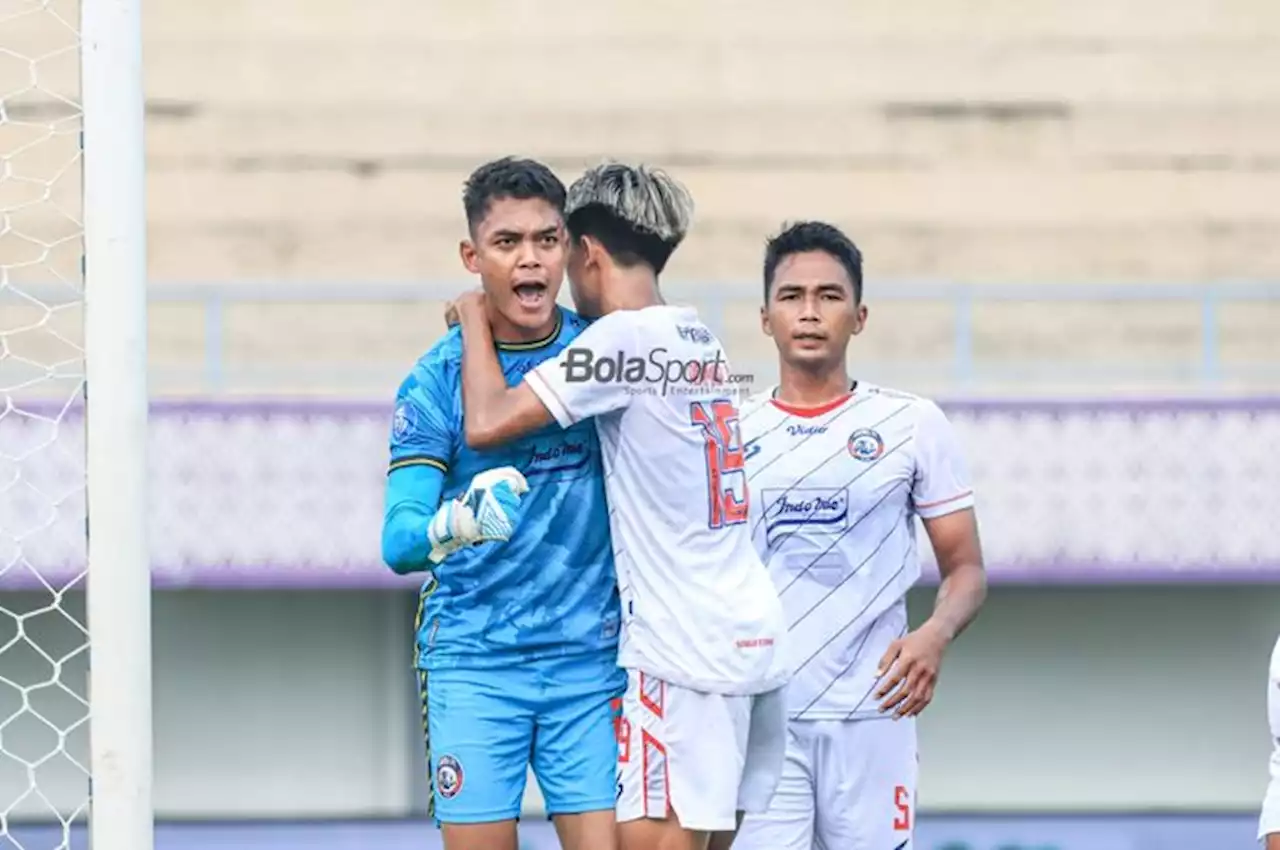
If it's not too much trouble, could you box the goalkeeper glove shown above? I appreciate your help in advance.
[426,466,529,563]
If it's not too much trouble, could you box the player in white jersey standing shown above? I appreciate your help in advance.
[732,221,988,850]
[451,162,790,850]
[1259,633,1280,848]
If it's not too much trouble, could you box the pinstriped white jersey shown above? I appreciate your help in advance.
[740,383,974,720]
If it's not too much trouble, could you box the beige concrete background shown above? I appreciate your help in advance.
[2,0,1278,395]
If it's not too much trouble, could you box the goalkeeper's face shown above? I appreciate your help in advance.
[462,197,567,335]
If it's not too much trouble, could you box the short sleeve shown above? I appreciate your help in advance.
[388,363,456,474]
[1260,636,1280,839]
[525,311,641,428]
[911,400,975,519]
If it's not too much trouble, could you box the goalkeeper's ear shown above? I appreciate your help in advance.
[459,239,480,275]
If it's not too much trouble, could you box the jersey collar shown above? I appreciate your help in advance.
[769,381,859,418]
[495,308,563,352]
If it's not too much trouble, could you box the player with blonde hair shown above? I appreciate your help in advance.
[450,162,789,850]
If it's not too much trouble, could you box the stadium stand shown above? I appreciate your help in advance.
[3,0,1279,395]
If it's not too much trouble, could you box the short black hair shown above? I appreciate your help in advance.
[762,221,864,303]
[462,157,567,231]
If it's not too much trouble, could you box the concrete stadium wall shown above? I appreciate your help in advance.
[135,0,1280,284]
[1,586,1275,820]
[4,0,1280,397]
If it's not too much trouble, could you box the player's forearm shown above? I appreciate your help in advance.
[381,465,444,574]
[457,309,512,448]
[457,309,558,448]
[382,503,434,573]
[927,560,987,643]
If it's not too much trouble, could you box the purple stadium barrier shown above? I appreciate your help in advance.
[3,398,1279,589]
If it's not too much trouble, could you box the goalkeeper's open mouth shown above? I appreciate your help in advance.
[513,281,549,310]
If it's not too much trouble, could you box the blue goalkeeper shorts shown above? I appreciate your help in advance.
[418,651,625,824]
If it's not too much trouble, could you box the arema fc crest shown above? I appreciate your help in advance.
[848,428,885,462]
[436,754,463,799]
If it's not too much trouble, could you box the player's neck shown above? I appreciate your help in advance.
[487,305,559,345]
[774,362,853,410]
[600,268,664,313]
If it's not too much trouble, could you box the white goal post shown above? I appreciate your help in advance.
[0,0,152,847]
[82,0,153,846]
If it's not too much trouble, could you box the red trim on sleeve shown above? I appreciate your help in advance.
[916,490,973,510]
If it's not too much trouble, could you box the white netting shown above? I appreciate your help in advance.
[0,1,90,848]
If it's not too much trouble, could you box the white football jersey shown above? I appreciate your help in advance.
[1259,633,1280,841]
[525,305,789,696]
[739,383,974,720]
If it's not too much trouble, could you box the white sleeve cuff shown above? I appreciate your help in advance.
[525,368,575,429]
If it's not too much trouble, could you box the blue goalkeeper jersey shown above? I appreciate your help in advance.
[387,307,620,670]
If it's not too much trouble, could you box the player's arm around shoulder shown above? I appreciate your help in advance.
[456,294,642,449]
[1260,635,1280,846]
[452,292,556,450]
[875,398,987,719]
[523,308,644,425]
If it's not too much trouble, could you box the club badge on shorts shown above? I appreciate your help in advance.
[848,428,885,462]
[436,754,463,799]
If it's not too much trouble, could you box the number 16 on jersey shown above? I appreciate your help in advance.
[690,398,748,529]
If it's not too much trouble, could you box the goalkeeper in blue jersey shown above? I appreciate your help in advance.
[380,158,623,850]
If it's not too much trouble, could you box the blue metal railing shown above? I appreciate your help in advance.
[2,280,1277,393]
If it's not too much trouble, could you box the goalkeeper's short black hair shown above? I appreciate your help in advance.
[762,221,864,303]
[564,162,694,275]
[462,157,567,231]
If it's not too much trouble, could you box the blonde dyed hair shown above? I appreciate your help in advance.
[566,162,694,245]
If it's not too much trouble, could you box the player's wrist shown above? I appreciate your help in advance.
[427,497,478,560]
[455,293,487,323]
[457,308,492,346]
[921,617,956,644]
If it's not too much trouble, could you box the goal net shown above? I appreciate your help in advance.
[1,1,150,848]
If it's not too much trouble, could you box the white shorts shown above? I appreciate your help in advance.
[734,716,918,850]
[614,669,787,832]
